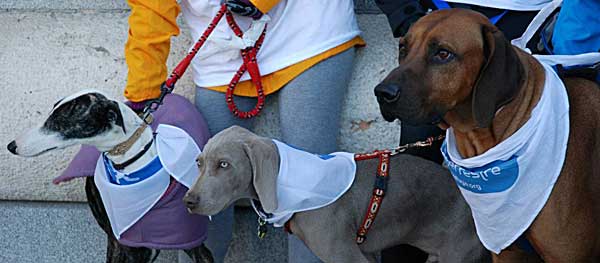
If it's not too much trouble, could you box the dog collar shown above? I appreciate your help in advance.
[107,124,148,156]
[111,137,155,170]
[251,199,273,238]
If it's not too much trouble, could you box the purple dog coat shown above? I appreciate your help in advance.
[56,94,210,250]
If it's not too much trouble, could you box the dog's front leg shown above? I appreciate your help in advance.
[291,214,375,263]
[106,236,159,263]
[184,244,214,263]
[309,240,374,263]
[85,178,159,262]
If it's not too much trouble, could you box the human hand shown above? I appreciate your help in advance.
[125,100,149,114]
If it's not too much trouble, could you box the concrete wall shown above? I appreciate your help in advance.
[0,1,399,262]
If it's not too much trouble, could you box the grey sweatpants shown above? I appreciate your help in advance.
[196,48,356,263]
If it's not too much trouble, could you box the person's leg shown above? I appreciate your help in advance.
[278,48,356,263]
[194,87,257,263]
[195,87,257,136]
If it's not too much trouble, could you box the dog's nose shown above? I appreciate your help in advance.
[7,141,17,154]
[374,83,401,102]
[183,193,199,209]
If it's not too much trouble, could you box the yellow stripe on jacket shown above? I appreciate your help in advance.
[205,37,365,97]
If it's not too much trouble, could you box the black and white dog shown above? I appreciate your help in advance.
[7,90,212,263]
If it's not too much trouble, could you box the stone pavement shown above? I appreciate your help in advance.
[0,201,286,262]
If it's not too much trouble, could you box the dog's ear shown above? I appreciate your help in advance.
[107,101,126,134]
[242,137,279,213]
[471,26,524,128]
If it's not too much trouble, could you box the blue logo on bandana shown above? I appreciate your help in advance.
[441,143,519,193]
[284,142,335,160]
[318,154,335,160]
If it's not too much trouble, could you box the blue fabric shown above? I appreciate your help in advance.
[489,10,508,25]
[431,0,451,9]
[552,0,600,55]
[102,155,163,185]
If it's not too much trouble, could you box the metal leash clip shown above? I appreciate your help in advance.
[390,134,446,156]
[141,82,173,124]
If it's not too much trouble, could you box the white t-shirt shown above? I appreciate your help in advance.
[180,0,362,88]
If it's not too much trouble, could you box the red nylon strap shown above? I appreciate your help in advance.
[225,10,266,119]
[355,150,391,244]
[165,5,227,89]
[164,4,267,119]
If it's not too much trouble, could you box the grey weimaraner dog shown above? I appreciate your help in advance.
[184,126,490,263]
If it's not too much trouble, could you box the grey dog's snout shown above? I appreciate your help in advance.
[183,193,199,209]
[7,141,17,155]
[374,83,401,102]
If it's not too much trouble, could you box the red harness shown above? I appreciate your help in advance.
[163,4,266,119]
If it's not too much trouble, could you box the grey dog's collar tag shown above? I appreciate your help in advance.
[257,217,268,239]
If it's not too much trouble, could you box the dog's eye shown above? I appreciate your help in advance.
[218,161,229,169]
[433,49,454,63]
[196,158,203,167]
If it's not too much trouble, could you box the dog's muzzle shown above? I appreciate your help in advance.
[374,83,402,122]
[7,141,17,155]
[374,83,401,103]
[183,193,199,210]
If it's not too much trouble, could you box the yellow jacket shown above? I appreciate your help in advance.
[124,0,364,102]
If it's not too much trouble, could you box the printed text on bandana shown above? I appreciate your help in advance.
[442,144,519,193]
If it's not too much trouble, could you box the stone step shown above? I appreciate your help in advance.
[0,201,286,263]
[0,0,382,13]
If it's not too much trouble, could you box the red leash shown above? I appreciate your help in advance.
[145,4,266,121]
[354,134,446,244]
[224,10,266,119]
[354,150,391,244]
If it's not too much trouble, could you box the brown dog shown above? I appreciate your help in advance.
[375,9,600,262]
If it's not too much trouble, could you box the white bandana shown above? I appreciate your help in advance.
[94,124,201,239]
[253,140,356,227]
[441,61,569,253]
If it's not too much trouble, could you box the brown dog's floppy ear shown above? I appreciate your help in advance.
[472,26,525,128]
[242,136,279,213]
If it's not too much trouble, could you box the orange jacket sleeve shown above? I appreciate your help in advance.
[249,0,281,14]
[124,0,180,102]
